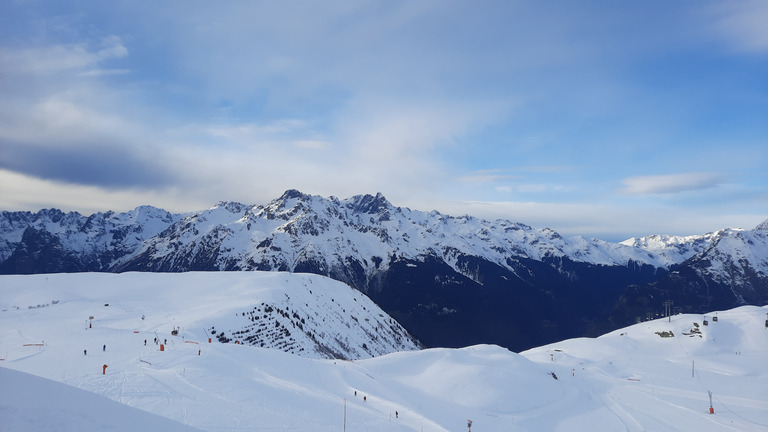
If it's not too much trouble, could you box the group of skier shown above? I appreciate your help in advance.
[353,390,398,419]
[86,333,174,356]
[83,344,106,355]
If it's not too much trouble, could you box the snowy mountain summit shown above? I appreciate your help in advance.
[1,190,766,351]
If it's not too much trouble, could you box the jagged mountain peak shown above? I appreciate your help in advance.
[274,189,319,209]
[256,189,325,220]
[755,218,768,231]
[118,205,178,225]
[210,201,249,214]
[37,208,84,225]
[541,227,563,240]
[131,204,167,214]
[345,192,393,215]
[36,208,68,218]
[280,188,310,201]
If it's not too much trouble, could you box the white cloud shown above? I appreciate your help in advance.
[410,197,766,241]
[0,95,145,149]
[515,184,571,194]
[620,173,728,195]
[457,170,519,184]
[293,140,330,150]
[707,0,768,53]
[0,36,127,76]
[0,169,206,215]
[77,69,131,77]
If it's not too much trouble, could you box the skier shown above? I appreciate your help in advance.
[84,349,87,356]
[396,411,399,418]
[144,339,147,346]
[103,344,106,351]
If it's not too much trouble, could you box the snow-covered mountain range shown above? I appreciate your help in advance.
[2,272,767,432]
[1,190,766,351]
[0,190,727,272]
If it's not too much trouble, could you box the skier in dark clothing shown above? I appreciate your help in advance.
[84,349,87,356]
[103,344,106,351]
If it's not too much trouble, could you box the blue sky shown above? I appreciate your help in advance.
[0,0,766,241]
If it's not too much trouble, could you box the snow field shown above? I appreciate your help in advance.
[1,272,767,431]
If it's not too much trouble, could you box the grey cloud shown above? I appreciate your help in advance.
[0,140,174,189]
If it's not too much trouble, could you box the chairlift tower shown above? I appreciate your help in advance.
[664,300,673,322]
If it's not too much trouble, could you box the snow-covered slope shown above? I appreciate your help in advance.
[0,367,202,432]
[609,224,768,328]
[689,228,768,298]
[523,305,768,431]
[1,272,766,431]
[623,225,768,290]
[0,272,419,361]
[620,232,718,265]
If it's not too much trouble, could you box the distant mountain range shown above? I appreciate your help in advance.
[2,189,766,351]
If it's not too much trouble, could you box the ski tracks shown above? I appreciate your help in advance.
[605,391,646,432]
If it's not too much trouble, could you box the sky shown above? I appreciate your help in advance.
[0,0,766,241]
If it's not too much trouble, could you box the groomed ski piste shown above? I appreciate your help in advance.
[1,272,766,431]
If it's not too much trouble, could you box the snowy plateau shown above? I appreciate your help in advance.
[1,272,767,431]
[1,190,767,352]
